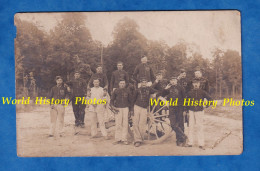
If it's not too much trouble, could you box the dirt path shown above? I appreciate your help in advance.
[16,106,243,157]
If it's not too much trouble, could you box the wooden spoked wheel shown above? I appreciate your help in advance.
[145,99,173,144]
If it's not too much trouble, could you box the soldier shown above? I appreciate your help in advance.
[133,56,155,88]
[185,80,213,150]
[88,79,108,139]
[178,69,189,95]
[67,70,87,128]
[110,79,133,145]
[79,64,93,85]
[110,61,129,93]
[151,72,168,93]
[132,78,157,147]
[191,67,209,93]
[177,69,189,129]
[49,76,70,137]
[88,65,108,89]
[161,76,187,146]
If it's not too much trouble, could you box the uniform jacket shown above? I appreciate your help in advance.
[49,84,69,100]
[161,85,184,107]
[110,70,129,91]
[178,77,189,96]
[189,77,209,93]
[88,73,108,88]
[67,78,87,97]
[110,88,132,110]
[186,88,213,111]
[132,87,157,108]
[151,79,168,93]
[133,63,155,83]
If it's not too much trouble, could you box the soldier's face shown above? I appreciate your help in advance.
[56,79,63,85]
[117,64,123,70]
[96,67,102,73]
[156,75,162,80]
[74,73,80,79]
[93,80,100,87]
[141,57,148,64]
[170,79,177,85]
[195,71,202,78]
[181,72,186,78]
[193,82,200,89]
[119,81,126,88]
[141,81,147,87]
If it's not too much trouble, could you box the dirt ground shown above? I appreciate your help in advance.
[16,104,243,157]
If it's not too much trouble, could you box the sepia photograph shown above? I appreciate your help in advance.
[15,11,243,157]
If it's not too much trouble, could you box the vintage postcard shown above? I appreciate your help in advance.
[14,11,243,156]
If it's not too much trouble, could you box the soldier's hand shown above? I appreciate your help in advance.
[165,84,171,89]
[50,105,54,109]
[67,87,71,92]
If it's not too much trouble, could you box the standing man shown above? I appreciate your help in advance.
[161,76,187,146]
[177,69,189,130]
[186,80,213,149]
[67,70,87,128]
[110,79,132,145]
[88,64,108,89]
[88,79,108,139]
[110,61,129,93]
[132,78,157,147]
[49,76,70,137]
[133,56,155,88]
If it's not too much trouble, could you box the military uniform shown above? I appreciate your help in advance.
[110,88,132,142]
[67,78,87,127]
[49,79,69,136]
[88,73,108,89]
[186,87,213,147]
[161,84,187,145]
[132,86,157,144]
[133,63,155,87]
[110,70,129,92]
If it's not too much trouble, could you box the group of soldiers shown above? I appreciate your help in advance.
[49,56,213,149]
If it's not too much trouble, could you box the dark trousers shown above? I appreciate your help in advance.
[169,106,186,143]
[72,97,86,126]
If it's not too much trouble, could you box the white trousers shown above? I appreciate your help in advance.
[187,110,205,146]
[89,105,107,137]
[133,105,148,142]
[115,108,129,141]
[50,104,65,136]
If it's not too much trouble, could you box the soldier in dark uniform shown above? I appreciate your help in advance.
[110,61,129,93]
[88,65,108,89]
[151,72,168,93]
[191,67,209,93]
[178,69,189,127]
[133,56,155,88]
[161,76,187,146]
[79,64,93,85]
[67,70,87,127]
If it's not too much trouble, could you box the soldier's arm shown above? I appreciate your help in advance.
[125,72,130,87]
[110,89,116,107]
[104,74,108,89]
[87,75,94,89]
[110,72,115,92]
[49,87,54,99]
[133,65,139,82]
[203,90,213,101]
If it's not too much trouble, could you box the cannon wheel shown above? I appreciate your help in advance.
[144,103,173,145]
